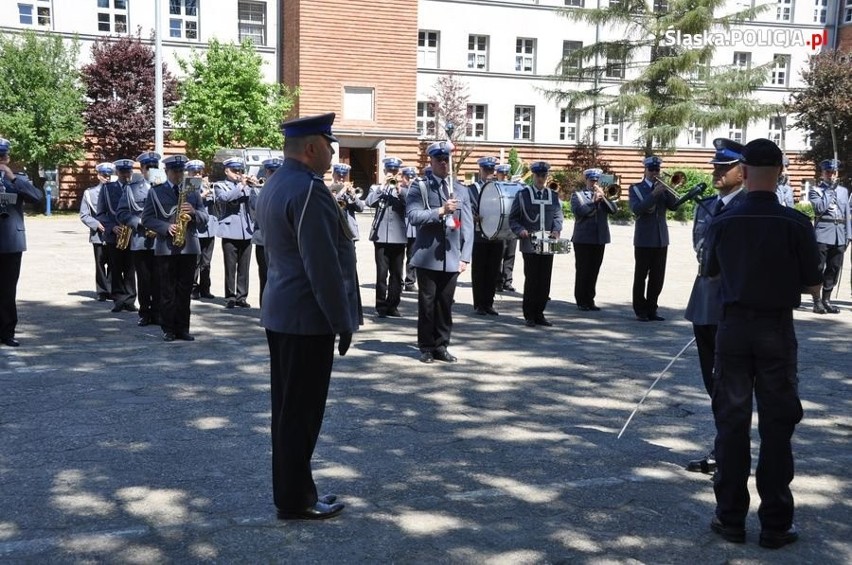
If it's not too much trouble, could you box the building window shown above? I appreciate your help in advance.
[467,35,489,71]
[729,122,745,144]
[416,102,437,138]
[18,3,33,24]
[97,0,129,33]
[845,0,852,22]
[514,106,534,140]
[564,0,584,6]
[169,0,199,40]
[562,41,583,78]
[238,1,266,46]
[768,116,786,145]
[18,2,51,27]
[343,87,374,121]
[466,104,487,139]
[732,51,751,70]
[771,54,790,86]
[776,0,793,21]
[653,0,669,12]
[559,109,579,142]
[418,30,439,68]
[605,56,624,79]
[602,111,621,143]
[687,123,704,146]
[813,0,827,22]
[515,38,535,74]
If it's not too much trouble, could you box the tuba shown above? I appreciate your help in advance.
[116,224,132,250]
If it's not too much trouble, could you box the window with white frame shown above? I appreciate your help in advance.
[169,0,199,40]
[418,31,439,68]
[562,41,583,78]
[515,38,536,74]
[813,0,827,23]
[416,102,437,138]
[238,1,266,46]
[776,0,793,21]
[514,106,534,140]
[654,0,669,12]
[732,51,751,70]
[687,123,704,146]
[564,0,584,6]
[18,1,51,27]
[602,111,621,143]
[466,104,487,139]
[768,116,786,145]
[728,122,745,143]
[605,56,624,79]
[97,0,128,34]
[559,109,579,142]
[771,54,790,86]
[845,0,852,22]
[467,35,489,71]
[344,87,374,121]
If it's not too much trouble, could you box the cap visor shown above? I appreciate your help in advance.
[323,133,339,144]
[710,158,740,165]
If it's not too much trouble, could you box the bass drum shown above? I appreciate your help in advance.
[479,181,524,240]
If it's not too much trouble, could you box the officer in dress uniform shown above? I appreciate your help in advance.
[141,155,207,342]
[401,167,419,292]
[117,151,161,327]
[808,158,850,314]
[629,155,679,321]
[188,159,217,300]
[251,157,283,306]
[775,156,794,207]
[571,168,617,312]
[256,113,357,521]
[98,159,138,314]
[0,138,43,347]
[366,157,407,318]
[468,156,503,315]
[331,163,364,242]
[80,162,114,301]
[509,161,563,327]
[406,141,473,363]
[495,163,518,292]
[683,138,746,475]
[215,157,254,309]
[702,138,820,549]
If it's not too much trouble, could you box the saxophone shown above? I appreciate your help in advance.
[116,224,132,250]
[172,181,192,248]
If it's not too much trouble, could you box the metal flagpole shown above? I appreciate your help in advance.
[154,0,164,156]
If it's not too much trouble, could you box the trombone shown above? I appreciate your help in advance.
[653,170,687,200]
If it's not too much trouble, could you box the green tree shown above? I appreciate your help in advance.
[545,0,777,155]
[171,39,297,163]
[0,31,86,184]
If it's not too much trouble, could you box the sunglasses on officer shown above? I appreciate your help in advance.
[433,155,450,162]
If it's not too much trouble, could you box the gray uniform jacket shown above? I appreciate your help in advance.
[629,179,678,247]
[255,158,360,336]
[0,172,42,253]
[509,186,564,254]
[406,176,473,272]
[96,181,126,245]
[248,186,264,246]
[776,182,794,207]
[685,191,746,325]
[334,189,366,241]
[366,183,408,244]
[570,188,616,245]
[140,181,208,256]
[80,185,106,245]
[809,181,851,246]
[117,180,154,251]
[214,180,254,240]
[197,182,218,239]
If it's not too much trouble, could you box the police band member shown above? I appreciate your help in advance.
[509,161,563,327]
[683,138,746,475]
[469,156,503,315]
[629,156,679,321]
[256,113,357,520]
[251,157,283,306]
[401,167,419,292]
[571,168,617,312]
[215,158,255,309]
[98,159,138,314]
[495,163,517,292]
[702,138,820,549]
[0,138,43,347]
[366,157,407,318]
[808,158,850,314]
[141,155,207,342]
[776,156,794,207]
[189,159,217,301]
[80,162,114,302]
[331,163,365,242]
[406,141,473,363]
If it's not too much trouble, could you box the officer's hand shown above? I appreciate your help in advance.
[459,261,469,274]
[112,225,123,235]
[338,332,352,356]
[180,202,195,215]
[168,224,178,236]
[519,229,529,239]
[444,199,458,213]
[0,163,13,177]
[550,231,561,239]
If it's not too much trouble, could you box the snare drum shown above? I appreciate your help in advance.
[478,181,524,240]
[531,232,572,255]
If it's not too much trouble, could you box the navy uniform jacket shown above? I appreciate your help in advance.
[508,186,564,254]
[0,172,43,253]
[331,184,366,241]
[255,158,360,335]
[685,190,745,325]
[628,179,678,247]
[140,181,208,256]
[248,185,264,246]
[570,188,616,245]
[80,184,106,245]
[776,182,794,207]
[214,179,254,240]
[96,181,127,245]
[197,181,218,239]
[117,180,155,251]
[406,175,474,272]
[366,183,407,244]
[809,181,850,246]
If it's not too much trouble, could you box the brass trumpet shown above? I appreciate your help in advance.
[116,224,132,250]
[653,170,687,199]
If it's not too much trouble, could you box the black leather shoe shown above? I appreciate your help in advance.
[201,292,215,299]
[97,294,110,302]
[578,304,591,311]
[484,307,499,316]
[587,304,601,311]
[474,307,487,315]
[759,525,798,549]
[535,317,553,327]
[524,319,536,327]
[111,304,124,313]
[649,314,665,321]
[175,332,195,341]
[387,309,402,317]
[686,453,717,474]
[433,349,457,363]
[137,316,151,327]
[124,304,138,312]
[376,310,387,319]
[277,501,345,521]
[318,494,337,504]
[710,516,746,544]
[190,290,201,300]
[822,299,840,314]
[404,284,416,292]
[503,284,516,292]
[1,337,20,347]
[162,332,176,342]
[636,315,650,322]
[812,298,827,314]
[419,351,434,363]
[236,300,251,308]
[226,301,236,309]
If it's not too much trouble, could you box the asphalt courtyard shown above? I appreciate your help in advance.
[1,211,849,564]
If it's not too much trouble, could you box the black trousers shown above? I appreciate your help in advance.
[712,309,802,531]
[0,252,22,339]
[500,239,517,287]
[817,243,845,292]
[222,238,252,302]
[573,243,605,308]
[633,246,668,317]
[106,244,137,308]
[471,239,504,310]
[92,244,110,297]
[256,244,267,307]
[522,253,554,321]
[158,254,196,335]
[417,269,458,352]
[405,237,417,287]
[693,323,717,396]
[133,249,159,320]
[374,243,405,314]
[193,237,215,294]
[266,330,335,511]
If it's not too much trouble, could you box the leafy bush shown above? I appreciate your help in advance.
[794,202,815,219]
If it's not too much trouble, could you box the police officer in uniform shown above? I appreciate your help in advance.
[775,156,794,207]
[0,138,43,347]
[80,162,114,301]
[469,156,503,315]
[98,159,138,314]
[400,167,419,292]
[215,157,254,309]
[256,113,357,520]
[684,138,746,474]
[808,158,850,314]
[189,159,217,300]
[495,163,517,292]
[141,155,207,342]
[251,157,283,306]
[629,156,679,321]
[509,161,563,327]
[571,168,617,312]
[366,157,407,318]
[407,141,473,363]
[702,138,820,549]
[331,163,365,242]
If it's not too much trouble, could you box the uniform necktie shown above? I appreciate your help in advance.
[536,190,542,200]
[441,179,448,200]
[712,197,724,216]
